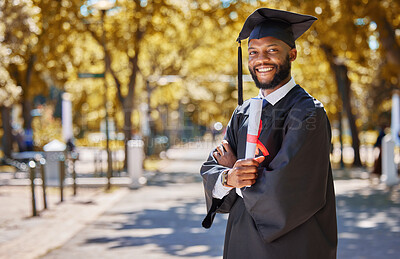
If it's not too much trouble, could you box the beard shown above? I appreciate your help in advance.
[249,54,291,90]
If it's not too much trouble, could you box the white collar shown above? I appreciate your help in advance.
[257,77,296,106]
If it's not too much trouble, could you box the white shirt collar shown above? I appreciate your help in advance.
[257,77,296,106]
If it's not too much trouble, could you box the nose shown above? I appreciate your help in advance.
[254,52,271,65]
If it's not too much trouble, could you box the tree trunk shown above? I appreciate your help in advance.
[338,110,344,169]
[123,109,132,169]
[22,98,32,130]
[10,64,33,131]
[322,45,362,167]
[22,93,34,151]
[335,64,362,167]
[22,55,36,131]
[341,70,362,167]
[97,20,144,169]
[1,106,13,158]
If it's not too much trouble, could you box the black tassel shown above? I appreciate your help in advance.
[237,40,243,105]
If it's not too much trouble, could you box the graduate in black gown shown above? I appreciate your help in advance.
[200,8,337,259]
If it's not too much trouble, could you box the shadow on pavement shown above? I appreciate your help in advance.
[84,196,226,257]
[144,171,203,186]
[336,184,400,258]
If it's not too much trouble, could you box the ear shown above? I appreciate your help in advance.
[289,48,297,62]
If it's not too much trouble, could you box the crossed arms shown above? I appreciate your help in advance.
[213,140,264,188]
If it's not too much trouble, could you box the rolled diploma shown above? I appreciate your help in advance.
[245,98,263,159]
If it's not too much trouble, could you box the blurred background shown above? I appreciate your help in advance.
[0,0,399,174]
[1,1,400,258]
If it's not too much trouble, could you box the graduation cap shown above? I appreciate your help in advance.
[236,8,317,105]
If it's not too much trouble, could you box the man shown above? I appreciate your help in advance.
[200,8,337,258]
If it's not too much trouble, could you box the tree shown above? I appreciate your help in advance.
[0,0,38,156]
[78,0,252,159]
[4,0,89,150]
[78,0,185,162]
[139,0,250,140]
[289,0,379,166]
[362,1,400,120]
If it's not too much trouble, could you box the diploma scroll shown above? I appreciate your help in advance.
[245,98,263,159]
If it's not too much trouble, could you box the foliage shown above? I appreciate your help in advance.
[31,105,62,147]
[295,0,400,128]
[0,0,39,107]
[1,0,399,154]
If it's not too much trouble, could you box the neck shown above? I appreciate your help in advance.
[261,76,291,96]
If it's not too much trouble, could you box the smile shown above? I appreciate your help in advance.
[256,67,274,73]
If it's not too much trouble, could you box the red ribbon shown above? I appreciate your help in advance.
[253,119,269,157]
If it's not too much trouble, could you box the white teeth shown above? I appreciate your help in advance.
[257,67,273,72]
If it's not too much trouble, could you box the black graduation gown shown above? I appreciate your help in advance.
[201,85,337,259]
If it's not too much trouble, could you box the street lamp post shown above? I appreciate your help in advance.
[92,0,114,190]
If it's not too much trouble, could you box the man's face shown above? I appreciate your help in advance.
[248,36,297,90]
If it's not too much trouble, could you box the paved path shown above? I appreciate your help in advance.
[335,178,400,258]
[2,141,400,258]
[42,183,226,259]
[0,186,128,259]
[42,142,225,259]
[42,180,400,258]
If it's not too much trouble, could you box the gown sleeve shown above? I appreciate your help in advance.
[200,107,240,228]
[243,102,332,243]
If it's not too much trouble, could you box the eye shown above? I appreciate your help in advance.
[268,48,278,53]
[249,50,257,55]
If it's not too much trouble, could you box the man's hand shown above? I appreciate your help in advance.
[213,140,237,168]
[226,156,265,188]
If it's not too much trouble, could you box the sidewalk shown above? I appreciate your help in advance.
[42,183,224,259]
[0,142,215,259]
[0,142,399,258]
[39,175,400,259]
[334,170,400,258]
[0,184,128,259]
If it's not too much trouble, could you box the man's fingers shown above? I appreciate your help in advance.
[237,172,258,180]
[215,145,224,155]
[235,158,261,167]
[221,140,234,153]
[228,165,260,187]
[234,157,264,167]
[233,165,258,174]
[213,151,220,159]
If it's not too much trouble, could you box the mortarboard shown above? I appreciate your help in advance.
[236,8,317,105]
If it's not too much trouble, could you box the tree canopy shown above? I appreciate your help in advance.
[1,0,399,165]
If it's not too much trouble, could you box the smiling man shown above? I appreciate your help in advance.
[200,8,337,259]
[248,36,294,92]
